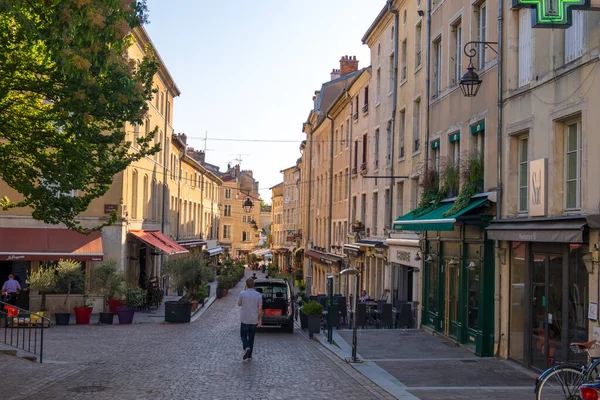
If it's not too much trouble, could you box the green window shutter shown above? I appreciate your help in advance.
[471,121,485,134]
[449,132,460,143]
[431,139,440,149]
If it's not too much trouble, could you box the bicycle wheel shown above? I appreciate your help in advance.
[537,366,584,400]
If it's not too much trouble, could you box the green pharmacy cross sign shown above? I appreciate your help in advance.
[513,0,590,28]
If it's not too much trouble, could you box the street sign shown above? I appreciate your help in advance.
[512,0,590,28]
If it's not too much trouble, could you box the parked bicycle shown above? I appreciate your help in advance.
[535,340,600,400]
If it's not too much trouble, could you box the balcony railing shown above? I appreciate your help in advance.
[362,103,368,113]
[0,300,51,363]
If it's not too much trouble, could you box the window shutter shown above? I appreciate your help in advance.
[565,11,585,63]
[518,9,532,87]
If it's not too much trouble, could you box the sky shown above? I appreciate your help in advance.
[144,0,385,203]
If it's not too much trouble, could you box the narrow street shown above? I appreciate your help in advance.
[0,271,392,400]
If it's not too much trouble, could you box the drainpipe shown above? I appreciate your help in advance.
[305,121,314,297]
[326,114,335,252]
[388,0,399,231]
[346,92,353,240]
[424,0,432,175]
[176,154,183,241]
[494,0,504,357]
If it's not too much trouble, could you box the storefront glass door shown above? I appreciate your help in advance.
[531,254,563,370]
[444,262,460,338]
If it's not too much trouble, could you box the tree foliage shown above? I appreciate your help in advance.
[26,264,58,311]
[0,0,159,231]
[163,253,216,303]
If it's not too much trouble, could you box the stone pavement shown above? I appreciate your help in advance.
[1,270,394,400]
[315,328,540,400]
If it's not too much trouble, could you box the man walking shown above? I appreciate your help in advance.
[2,274,21,306]
[237,277,262,361]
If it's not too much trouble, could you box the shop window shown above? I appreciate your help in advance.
[509,242,526,362]
[568,244,589,362]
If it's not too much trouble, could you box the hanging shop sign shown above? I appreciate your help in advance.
[512,0,591,28]
[529,158,547,217]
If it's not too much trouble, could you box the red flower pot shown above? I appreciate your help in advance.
[73,306,93,325]
[108,300,124,314]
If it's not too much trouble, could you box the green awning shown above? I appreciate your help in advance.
[393,197,489,231]
[449,132,460,142]
[471,120,485,134]
[431,139,440,149]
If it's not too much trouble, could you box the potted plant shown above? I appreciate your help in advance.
[74,294,94,325]
[217,276,227,298]
[195,285,209,308]
[55,259,84,326]
[26,264,58,314]
[163,253,214,323]
[116,285,144,324]
[302,300,324,338]
[91,262,125,324]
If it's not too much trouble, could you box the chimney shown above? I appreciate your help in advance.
[313,90,320,109]
[242,170,253,177]
[187,148,206,165]
[339,55,359,76]
[178,133,187,145]
[330,68,341,80]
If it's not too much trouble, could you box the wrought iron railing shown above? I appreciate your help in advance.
[0,299,51,363]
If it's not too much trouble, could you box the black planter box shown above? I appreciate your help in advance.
[55,312,70,326]
[164,301,192,323]
[307,315,321,336]
[99,312,114,324]
[300,309,308,330]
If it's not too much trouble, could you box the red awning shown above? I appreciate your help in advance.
[0,228,103,261]
[130,230,189,255]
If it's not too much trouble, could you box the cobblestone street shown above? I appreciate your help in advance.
[0,271,393,400]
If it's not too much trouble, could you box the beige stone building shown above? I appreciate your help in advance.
[486,7,600,369]
[0,26,188,312]
[218,165,262,258]
[270,182,284,268]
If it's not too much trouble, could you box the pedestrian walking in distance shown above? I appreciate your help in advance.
[238,278,262,361]
[2,274,21,306]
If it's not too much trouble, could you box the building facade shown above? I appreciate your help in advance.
[218,165,262,258]
[270,182,284,268]
[0,26,186,312]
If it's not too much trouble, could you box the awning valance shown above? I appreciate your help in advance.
[130,230,189,255]
[206,247,223,257]
[486,217,588,243]
[251,248,271,257]
[355,238,388,248]
[177,239,206,249]
[0,228,103,262]
[343,244,363,258]
[305,249,342,266]
[393,197,488,231]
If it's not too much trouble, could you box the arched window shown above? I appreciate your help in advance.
[131,170,138,219]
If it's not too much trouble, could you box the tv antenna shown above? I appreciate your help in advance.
[229,153,249,165]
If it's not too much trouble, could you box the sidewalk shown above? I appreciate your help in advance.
[313,328,539,400]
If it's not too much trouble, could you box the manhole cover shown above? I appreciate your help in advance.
[67,386,109,393]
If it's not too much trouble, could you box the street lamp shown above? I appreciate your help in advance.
[242,197,254,213]
[340,267,361,363]
[459,41,498,98]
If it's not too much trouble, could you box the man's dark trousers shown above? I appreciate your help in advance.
[240,323,257,356]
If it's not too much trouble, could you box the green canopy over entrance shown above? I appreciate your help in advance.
[393,197,488,231]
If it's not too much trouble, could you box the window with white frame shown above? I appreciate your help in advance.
[401,39,407,81]
[389,53,395,92]
[449,133,460,177]
[518,136,529,213]
[223,225,231,239]
[225,188,231,199]
[518,8,532,87]
[477,2,487,69]
[374,128,380,169]
[433,38,442,95]
[376,68,381,104]
[565,120,582,210]
[452,20,462,86]
[399,109,406,158]
[415,23,422,69]
[386,120,392,167]
[242,215,247,223]
[346,119,350,148]
[413,98,421,153]
[565,11,585,63]
[372,191,378,235]
[224,204,231,216]
[396,182,404,217]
